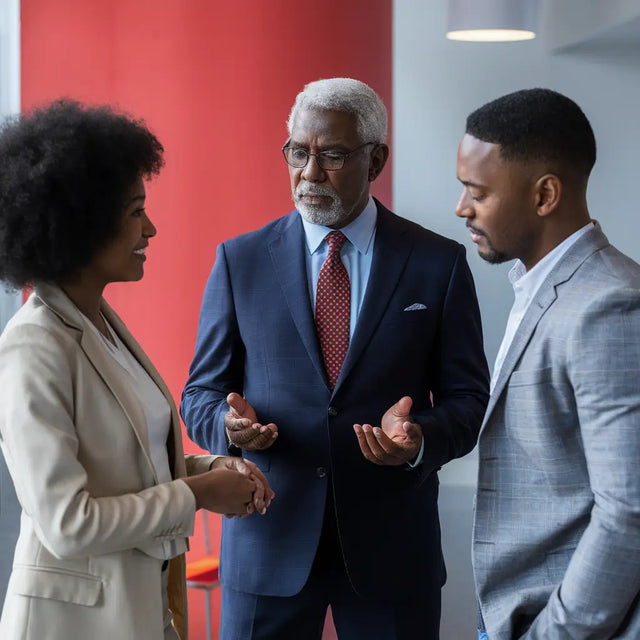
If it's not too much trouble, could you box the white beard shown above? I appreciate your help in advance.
[293,184,347,227]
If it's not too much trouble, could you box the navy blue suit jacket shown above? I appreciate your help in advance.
[181,201,489,599]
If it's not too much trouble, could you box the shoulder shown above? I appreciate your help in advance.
[562,243,640,308]
[221,211,299,252]
[0,293,81,367]
[376,201,463,256]
[550,245,640,356]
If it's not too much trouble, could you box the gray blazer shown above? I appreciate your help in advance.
[474,223,640,639]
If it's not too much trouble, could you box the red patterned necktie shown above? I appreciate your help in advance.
[316,230,350,390]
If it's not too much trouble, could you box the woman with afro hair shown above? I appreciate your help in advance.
[0,100,273,640]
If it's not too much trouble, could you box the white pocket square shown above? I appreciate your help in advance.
[404,303,427,311]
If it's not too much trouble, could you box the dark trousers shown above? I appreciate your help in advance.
[219,491,441,640]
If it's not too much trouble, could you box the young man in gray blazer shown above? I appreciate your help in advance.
[456,88,640,639]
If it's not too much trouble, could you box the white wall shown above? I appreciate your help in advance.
[0,0,21,331]
[0,0,21,611]
[393,0,640,485]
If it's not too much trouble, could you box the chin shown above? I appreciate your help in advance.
[479,249,510,265]
[296,201,346,228]
[125,269,145,282]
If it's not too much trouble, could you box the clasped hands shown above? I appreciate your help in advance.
[225,392,422,466]
[183,455,274,519]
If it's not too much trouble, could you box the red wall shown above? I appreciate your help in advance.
[21,1,391,637]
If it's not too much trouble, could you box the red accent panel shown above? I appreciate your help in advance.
[22,2,391,637]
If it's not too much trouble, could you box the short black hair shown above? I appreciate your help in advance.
[466,88,596,179]
[0,99,164,288]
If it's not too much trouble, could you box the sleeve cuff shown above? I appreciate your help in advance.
[406,435,424,468]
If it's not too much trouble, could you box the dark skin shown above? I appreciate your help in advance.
[455,134,591,270]
[62,177,273,516]
[225,108,423,466]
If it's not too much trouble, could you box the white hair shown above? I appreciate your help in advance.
[287,77,387,144]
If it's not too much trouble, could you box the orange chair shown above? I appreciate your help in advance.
[186,513,221,639]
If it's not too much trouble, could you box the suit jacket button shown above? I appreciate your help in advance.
[328,406,338,417]
[316,467,327,478]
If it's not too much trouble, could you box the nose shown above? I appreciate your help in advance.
[143,212,157,238]
[300,154,326,182]
[455,188,473,219]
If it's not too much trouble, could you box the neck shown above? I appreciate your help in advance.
[523,208,591,271]
[59,278,106,329]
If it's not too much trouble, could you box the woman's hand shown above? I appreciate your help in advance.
[182,467,256,517]
[183,456,274,518]
[211,456,274,515]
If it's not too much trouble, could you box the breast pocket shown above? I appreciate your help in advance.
[508,367,554,387]
[11,565,103,606]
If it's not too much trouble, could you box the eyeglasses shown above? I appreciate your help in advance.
[281,141,377,171]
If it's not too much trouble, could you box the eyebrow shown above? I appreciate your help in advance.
[288,139,351,152]
[128,194,146,204]
[458,178,485,189]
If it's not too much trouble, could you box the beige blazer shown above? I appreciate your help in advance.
[0,283,216,640]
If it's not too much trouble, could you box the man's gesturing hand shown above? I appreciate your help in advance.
[225,392,278,451]
[353,396,422,466]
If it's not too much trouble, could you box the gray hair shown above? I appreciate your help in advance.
[287,77,387,144]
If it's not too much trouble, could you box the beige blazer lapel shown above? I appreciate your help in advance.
[34,284,160,482]
[102,302,187,479]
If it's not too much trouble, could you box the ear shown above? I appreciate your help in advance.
[534,173,561,218]
[368,143,389,182]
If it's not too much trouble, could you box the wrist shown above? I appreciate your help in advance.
[181,476,203,510]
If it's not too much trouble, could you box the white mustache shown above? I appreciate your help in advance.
[295,184,336,199]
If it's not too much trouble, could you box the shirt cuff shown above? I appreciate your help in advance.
[406,435,424,468]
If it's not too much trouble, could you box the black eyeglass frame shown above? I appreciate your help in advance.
[281,141,378,171]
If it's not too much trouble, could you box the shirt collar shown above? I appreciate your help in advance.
[508,221,594,295]
[301,196,377,256]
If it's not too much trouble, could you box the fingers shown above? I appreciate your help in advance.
[226,392,246,416]
[391,395,413,419]
[226,393,259,425]
[353,423,412,466]
[240,459,274,512]
[219,457,273,515]
[229,424,277,450]
[226,421,259,442]
[224,405,278,450]
[402,420,422,441]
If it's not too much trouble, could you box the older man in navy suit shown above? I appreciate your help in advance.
[181,77,489,639]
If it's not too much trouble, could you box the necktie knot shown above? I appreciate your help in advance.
[325,230,347,254]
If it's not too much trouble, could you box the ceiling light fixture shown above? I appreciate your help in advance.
[446,0,537,42]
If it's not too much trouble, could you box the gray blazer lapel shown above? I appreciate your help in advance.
[483,285,558,424]
[35,284,159,481]
[268,213,327,386]
[335,204,411,391]
[482,222,610,427]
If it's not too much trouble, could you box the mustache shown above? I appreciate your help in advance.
[466,222,485,237]
[295,183,337,199]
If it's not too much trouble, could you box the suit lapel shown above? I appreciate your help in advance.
[335,203,412,391]
[101,303,186,479]
[482,285,557,425]
[268,213,328,386]
[35,284,160,481]
[482,222,610,428]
